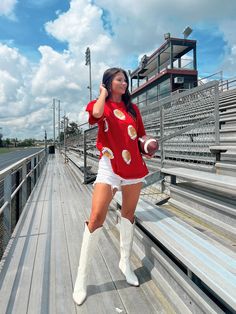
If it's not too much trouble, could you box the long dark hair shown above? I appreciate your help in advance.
[102,67,137,118]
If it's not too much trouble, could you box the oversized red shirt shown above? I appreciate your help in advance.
[86,99,149,179]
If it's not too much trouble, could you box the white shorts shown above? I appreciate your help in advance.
[94,156,146,191]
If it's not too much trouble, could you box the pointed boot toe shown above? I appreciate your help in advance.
[119,262,139,286]
[126,272,139,286]
[73,290,87,305]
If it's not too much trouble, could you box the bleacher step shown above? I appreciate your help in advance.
[160,202,236,251]
[163,159,214,172]
[220,136,236,145]
[220,125,236,131]
[216,161,236,176]
[220,108,236,116]
[168,183,236,239]
[161,167,236,190]
[220,115,236,123]
[220,123,236,134]
[176,180,236,202]
[220,103,236,111]
[114,193,231,313]
[221,151,236,162]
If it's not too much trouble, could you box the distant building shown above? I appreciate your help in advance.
[130,36,198,108]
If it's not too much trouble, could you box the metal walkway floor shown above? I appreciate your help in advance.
[0,154,173,314]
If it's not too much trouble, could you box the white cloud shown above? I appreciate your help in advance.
[0,44,31,117]
[1,107,52,140]
[0,0,17,19]
[1,0,236,140]
[45,0,105,53]
[217,20,236,77]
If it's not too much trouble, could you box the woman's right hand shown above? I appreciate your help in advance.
[92,84,108,118]
[99,84,108,97]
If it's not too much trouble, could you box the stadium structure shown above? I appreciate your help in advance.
[0,35,236,313]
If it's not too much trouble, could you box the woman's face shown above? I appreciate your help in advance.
[111,71,128,96]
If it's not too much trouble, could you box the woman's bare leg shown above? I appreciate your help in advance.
[120,182,143,222]
[88,183,117,232]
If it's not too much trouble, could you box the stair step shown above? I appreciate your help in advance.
[215,161,236,176]
[168,197,236,240]
[168,182,236,238]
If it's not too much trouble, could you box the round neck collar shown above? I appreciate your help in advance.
[108,99,124,106]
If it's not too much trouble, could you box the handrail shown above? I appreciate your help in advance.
[0,148,45,179]
[81,80,219,183]
[10,155,45,200]
[0,201,9,216]
[219,78,236,91]
[198,71,223,82]
[0,148,47,259]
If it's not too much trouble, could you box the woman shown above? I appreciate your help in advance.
[73,67,149,305]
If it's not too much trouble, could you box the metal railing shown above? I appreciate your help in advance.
[141,81,219,170]
[80,81,219,185]
[0,149,47,259]
[83,126,99,183]
[219,78,236,91]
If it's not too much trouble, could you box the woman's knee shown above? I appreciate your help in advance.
[89,211,106,231]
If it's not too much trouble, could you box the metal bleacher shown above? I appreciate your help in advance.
[116,81,236,313]
[219,88,236,145]
[70,80,236,313]
[2,80,235,313]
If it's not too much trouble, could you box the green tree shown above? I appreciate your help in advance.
[5,138,11,148]
[0,133,3,147]
[18,138,35,147]
[67,121,82,135]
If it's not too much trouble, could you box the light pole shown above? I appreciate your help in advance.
[85,47,92,101]
[58,99,60,150]
[63,113,69,163]
[52,98,61,150]
[55,99,61,150]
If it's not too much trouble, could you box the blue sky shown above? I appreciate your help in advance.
[0,1,231,76]
[0,0,236,139]
[0,0,69,61]
[194,25,228,78]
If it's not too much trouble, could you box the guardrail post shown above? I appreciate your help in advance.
[22,162,27,209]
[35,155,38,181]
[31,158,34,191]
[34,157,37,185]
[4,173,12,235]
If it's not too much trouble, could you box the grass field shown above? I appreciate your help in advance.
[0,147,26,154]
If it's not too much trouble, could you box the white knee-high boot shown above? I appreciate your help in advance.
[73,222,102,305]
[119,217,139,286]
